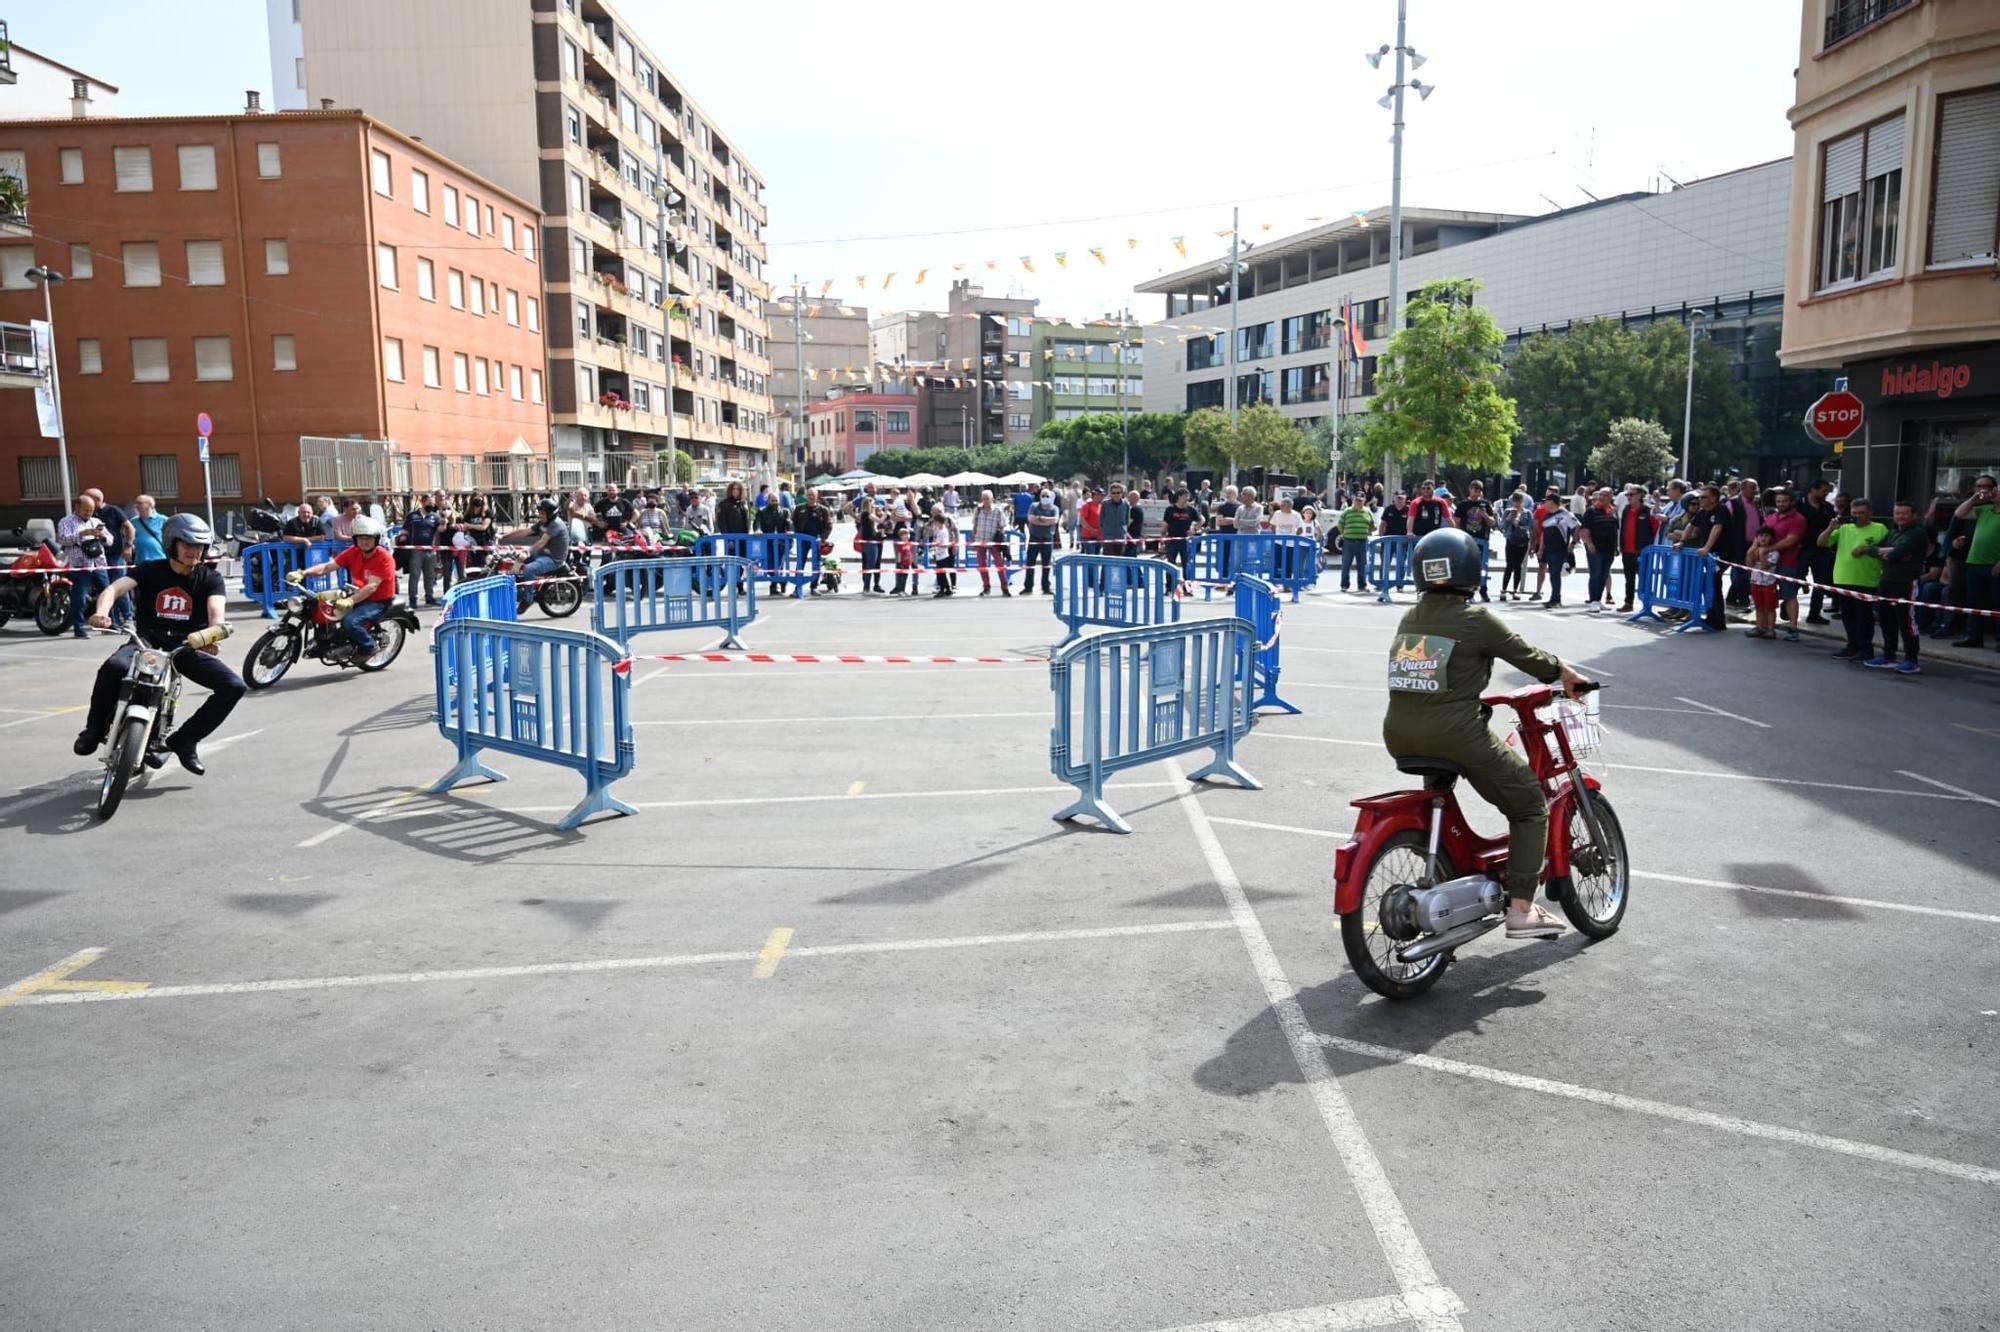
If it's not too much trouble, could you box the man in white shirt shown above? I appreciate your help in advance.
[1269,496,1306,536]
[1234,487,1266,532]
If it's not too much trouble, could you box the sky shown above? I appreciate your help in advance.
[16,1,1803,325]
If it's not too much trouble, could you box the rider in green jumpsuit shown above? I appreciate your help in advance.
[1383,528,1593,939]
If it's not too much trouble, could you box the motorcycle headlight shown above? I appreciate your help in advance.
[286,596,307,614]
[133,649,171,682]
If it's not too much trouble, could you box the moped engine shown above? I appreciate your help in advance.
[1411,874,1507,934]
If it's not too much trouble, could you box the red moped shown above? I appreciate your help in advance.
[1333,682,1628,999]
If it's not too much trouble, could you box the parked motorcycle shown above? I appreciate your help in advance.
[1334,683,1626,999]
[477,546,588,618]
[93,620,233,821]
[0,539,73,636]
[242,587,419,689]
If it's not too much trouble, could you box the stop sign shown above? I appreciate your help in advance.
[1806,390,1864,443]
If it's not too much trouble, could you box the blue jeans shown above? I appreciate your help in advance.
[1339,540,1369,590]
[339,599,390,652]
[1586,550,1614,604]
[70,568,109,635]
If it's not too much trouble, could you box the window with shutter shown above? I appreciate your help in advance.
[371,149,393,197]
[530,369,544,404]
[454,353,470,392]
[177,144,218,191]
[506,289,519,325]
[122,241,161,287]
[67,243,94,279]
[510,365,523,400]
[449,269,464,308]
[465,197,480,237]
[377,243,397,288]
[1816,116,1903,290]
[210,454,243,498]
[272,334,297,371]
[265,238,289,275]
[522,226,536,262]
[443,186,459,227]
[113,146,153,192]
[60,148,84,184]
[383,337,405,382]
[131,338,169,381]
[141,455,181,499]
[502,215,515,252]
[418,257,435,301]
[186,240,225,286]
[475,359,490,396]
[1929,86,2000,267]
[194,336,234,382]
[527,297,540,332]
[78,339,102,374]
[412,169,430,214]
[257,143,282,178]
[423,345,441,387]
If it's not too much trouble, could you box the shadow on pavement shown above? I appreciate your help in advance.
[519,897,623,932]
[301,785,581,863]
[227,891,335,918]
[0,770,191,837]
[1722,861,1864,921]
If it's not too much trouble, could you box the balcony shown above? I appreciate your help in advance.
[0,321,42,390]
[1824,0,1913,47]
[0,22,15,86]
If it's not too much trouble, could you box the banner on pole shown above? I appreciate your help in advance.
[30,319,61,439]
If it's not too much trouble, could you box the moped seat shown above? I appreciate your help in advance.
[1394,756,1467,784]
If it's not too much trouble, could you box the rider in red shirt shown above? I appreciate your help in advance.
[293,516,398,657]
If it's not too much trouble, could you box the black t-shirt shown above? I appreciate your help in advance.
[1380,507,1409,537]
[1213,501,1239,525]
[1799,498,1835,541]
[1681,505,1725,553]
[598,497,632,532]
[1582,507,1620,552]
[1456,499,1493,537]
[133,558,225,649]
[1410,498,1450,536]
[282,513,322,540]
[99,504,129,559]
[1163,505,1197,538]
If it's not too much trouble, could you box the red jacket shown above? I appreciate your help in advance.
[1620,502,1658,554]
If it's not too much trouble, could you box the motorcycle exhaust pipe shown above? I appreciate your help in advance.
[1394,915,1503,964]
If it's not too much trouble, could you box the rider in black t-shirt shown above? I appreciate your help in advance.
[75,513,244,775]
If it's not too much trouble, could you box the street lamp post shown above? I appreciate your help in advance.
[1328,313,1348,500]
[1680,307,1708,481]
[1226,205,1241,430]
[26,266,71,514]
[1368,3,1433,499]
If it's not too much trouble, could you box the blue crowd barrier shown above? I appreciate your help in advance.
[1186,533,1319,601]
[1050,553,1182,647]
[693,533,820,599]
[1049,617,1260,834]
[592,555,755,649]
[1626,543,1718,633]
[1234,575,1299,715]
[431,618,637,831]
[439,572,519,625]
[1367,536,1493,602]
[240,539,348,618]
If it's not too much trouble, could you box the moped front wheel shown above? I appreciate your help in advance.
[1340,830,1454,1000]
[36,586,70,636]
[1560,792,1629,938]
[96,714,149,821]
[537,579,581,618]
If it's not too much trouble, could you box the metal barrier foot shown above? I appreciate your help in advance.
[555,784,639,832]
[1186,751,1261,790]
[719,631,746,650]
[1052,789,1132,834]
[1254,694,1303,716]
[431,748,506,793]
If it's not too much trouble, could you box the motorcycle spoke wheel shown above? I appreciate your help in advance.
[245,630,297,689]
[1560,792,1629,938]
[1340,831,1453,1000]
[356,619,406,671]
[538,582,581,617]
[96,715,148,821]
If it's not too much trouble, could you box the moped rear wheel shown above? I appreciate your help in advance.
[96,714,148,821]
[356,618,406,671]
[1340,831,1455,1000]
[1560,792,1628,938]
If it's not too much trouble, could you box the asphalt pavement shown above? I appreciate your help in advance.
[1,558,1996,1331]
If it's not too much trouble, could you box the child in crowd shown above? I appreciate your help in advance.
[1746,525,1782,640]
[890,518,918,597]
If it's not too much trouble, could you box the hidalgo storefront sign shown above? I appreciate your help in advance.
[1859,343,2000,406]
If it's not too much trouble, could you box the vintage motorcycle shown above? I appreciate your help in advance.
[475,546,588,618]
[1334,682,1628,999]
[0,538,71,635]
[94,620,233,821]
[242,586,419,689]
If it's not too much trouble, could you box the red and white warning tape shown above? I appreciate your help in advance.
[1712,559,1999,618]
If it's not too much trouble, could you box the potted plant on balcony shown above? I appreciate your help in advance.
[0,173,26,220]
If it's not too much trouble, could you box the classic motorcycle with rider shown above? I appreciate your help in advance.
[245,515,418,686]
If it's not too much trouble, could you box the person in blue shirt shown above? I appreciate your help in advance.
[1011,486,1034,530]
[778,481,796,511]
[129,494,168,564]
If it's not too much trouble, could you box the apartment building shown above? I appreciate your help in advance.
[1031,319,1144,429]
[277,0,776,489]
[0,36,118,119]
[805,390,920,474]
[764,295,871,470]
[0,110,550,524]
[1136,161,1832,481]
[1779,0,1999,501]
[871,281,1040,445]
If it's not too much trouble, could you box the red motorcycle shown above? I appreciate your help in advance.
[1334,683,1628,999]
[0,540,72,636]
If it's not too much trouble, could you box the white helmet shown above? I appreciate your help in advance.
[351,516,386,540]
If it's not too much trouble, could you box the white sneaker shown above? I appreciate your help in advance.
[1505,903,1567,939]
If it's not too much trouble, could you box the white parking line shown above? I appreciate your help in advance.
[1896,770,2000,808]
[1169,759,1463,1332]
[1600,761,1968,800]
[1315,1031,2000,1188]
[7,919,1239,1008]
[1152,1289,1468,1332]
[635,711,1043,727]
[297,787,429,847]
[1674,696,1771,728]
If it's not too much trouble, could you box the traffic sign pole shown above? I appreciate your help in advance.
[199,433,214,540]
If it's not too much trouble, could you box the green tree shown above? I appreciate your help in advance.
[1357,278,1519,477]
[655,448,696,483]
[1587,418,1676,486]
[1229,402,1319,475]
[1506,318,1756,479]
[1035,412,1189,485]
[1182,407,1233,473]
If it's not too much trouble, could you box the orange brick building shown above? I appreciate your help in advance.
[0,109,551,523]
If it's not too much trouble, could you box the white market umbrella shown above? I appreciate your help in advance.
[900,472,948,489]
[997,470,1047,486]
[943,470,998,487]
[835,468,878,482]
